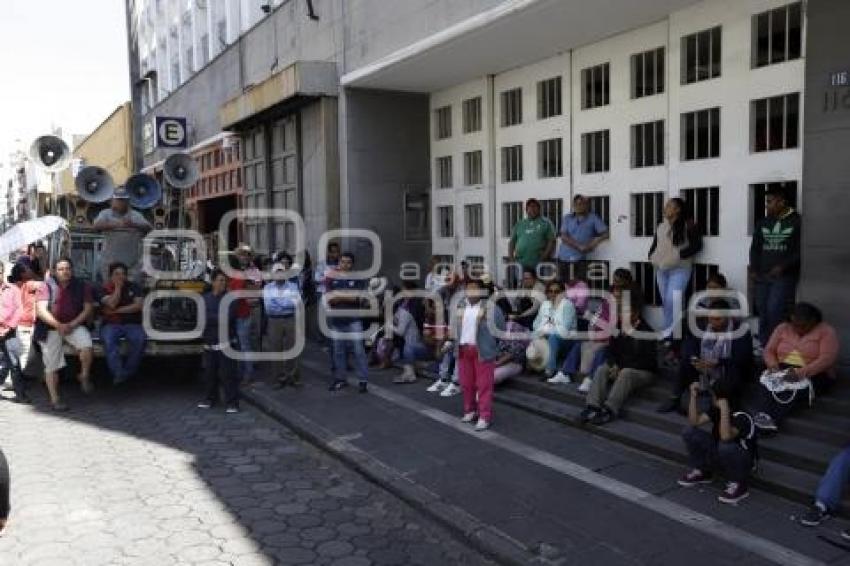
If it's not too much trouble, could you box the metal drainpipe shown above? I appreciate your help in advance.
[486,74,497,277]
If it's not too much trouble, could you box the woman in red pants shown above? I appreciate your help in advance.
[454,276,506,431]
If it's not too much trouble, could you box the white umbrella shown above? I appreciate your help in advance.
[0,215,66,257]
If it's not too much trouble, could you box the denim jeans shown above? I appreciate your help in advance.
[815,447,850,511]
[754,275,797,347]
[438,349,458,383]
[234,317,255,380]
[0,334,25,398]
[101,324,147,383]
[656,266,692,338]
[331,320,369,384]
[546,333,573,374]
[682,426,753,484]
[560,341,606,377]
[401,341,431,364]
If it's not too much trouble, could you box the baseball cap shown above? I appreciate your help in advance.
[113,186,131,199]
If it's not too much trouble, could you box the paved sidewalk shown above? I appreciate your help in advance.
[242,344,850,566]
[0,376,490,566]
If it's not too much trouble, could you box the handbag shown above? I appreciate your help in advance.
[759,369,813,406]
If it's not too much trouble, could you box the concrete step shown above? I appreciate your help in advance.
[509,377,845,473]
[494,387,848,509]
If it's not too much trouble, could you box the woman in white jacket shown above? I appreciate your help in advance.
[532,281,577,381]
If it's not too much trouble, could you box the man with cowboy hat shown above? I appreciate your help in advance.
[93,185,152,285]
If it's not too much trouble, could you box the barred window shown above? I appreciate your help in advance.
[502,201,523,238]
[537,77,562,119]
[540,199,563,232]
[582,63,610,109]
[749,181,798,234]
[464,204,484,237]
[587,195,611,229]
[435,156,452,189]
[464,151,483,186]
[586,260,610,291]
[689,263,720,296]
[538,138,563,178]
[631,262,662,307]
[751,93,800,152]
[631,192,665,237]
[462,97,482,134]
[681,108,720,160]
[631,120,664,168]
[501,145,523,183]
[681,186,720,237]
[631,47,665,99]
[501,88,523,127]
[753,2,802,68]
[582,130,610,173]
[437,206,454,238]
[435,106,452,139]
[682,26,722,84]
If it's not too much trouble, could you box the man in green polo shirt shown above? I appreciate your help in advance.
[508,198,556,272]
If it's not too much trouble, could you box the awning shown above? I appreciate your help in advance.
[341,0,700,93]
[220,60,339,130]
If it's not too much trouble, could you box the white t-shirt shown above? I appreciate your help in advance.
[460,303,481,345]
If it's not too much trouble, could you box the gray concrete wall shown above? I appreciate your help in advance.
[342,89,431,283]
[341,0,506,73]
[301,97,341,254]
[800,0,850,366]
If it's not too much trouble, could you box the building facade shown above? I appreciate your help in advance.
[422,0,804,321]
[125,0,850,364]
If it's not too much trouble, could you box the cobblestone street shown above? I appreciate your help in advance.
[0,376,490,566]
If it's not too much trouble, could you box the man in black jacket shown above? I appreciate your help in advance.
[749,185,801,347]
[580,306,657,425]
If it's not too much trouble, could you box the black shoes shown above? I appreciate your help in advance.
[358,382,368,394]
[329,380,348,392]
[589,406,615,426]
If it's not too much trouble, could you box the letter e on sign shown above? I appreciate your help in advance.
[155,116,188,149]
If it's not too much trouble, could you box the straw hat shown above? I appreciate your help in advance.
[525,337,550,373]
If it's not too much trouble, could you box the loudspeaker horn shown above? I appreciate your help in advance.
[29,135,71,172]
[75,166,115,203]
[125,173,162,209]
[163,153,199,189]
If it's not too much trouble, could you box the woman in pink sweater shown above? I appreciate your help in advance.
[753,303,839,432]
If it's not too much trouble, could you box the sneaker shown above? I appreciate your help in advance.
[547,371,572,385]
[427,379,448,393]
[461,412,477,423]
[677,469,713,487]
[474,419,490,431]
[657,396,681,414]
[799,503,829,527]
[197,400,213,409]
[440,383,461,397]
[393,366,417,384]
[225,404,240,414]
[718,482,749,504]
[358,382,368,394]
[329,380,348,392]
[578,406,599,424]
[577,377,592,394]
[753,412,778,433]
[590,406,614,426]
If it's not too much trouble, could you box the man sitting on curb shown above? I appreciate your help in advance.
[678,381,757,505]
[579,301,656,426]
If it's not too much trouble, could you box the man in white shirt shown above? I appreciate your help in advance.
[93,186,152,284]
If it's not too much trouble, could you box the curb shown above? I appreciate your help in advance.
[241,383,551,566]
